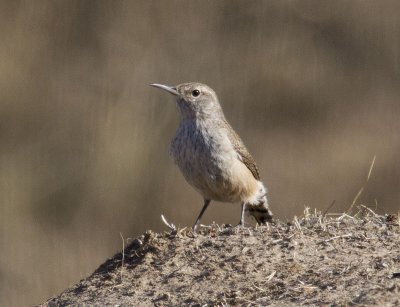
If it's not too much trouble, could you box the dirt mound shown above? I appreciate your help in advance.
[41,209,399,306]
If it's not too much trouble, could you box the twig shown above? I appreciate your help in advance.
[318,233,353,244]
[266,270,276,281]
[359,205,380,218]
[293,216,302,233]
[161,214,177,231]
[251,283,267,292]
[338,213,356,221]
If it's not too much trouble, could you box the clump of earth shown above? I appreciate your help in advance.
[42,208,399,306]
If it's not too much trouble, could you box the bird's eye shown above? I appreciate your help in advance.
[192,89,200,97]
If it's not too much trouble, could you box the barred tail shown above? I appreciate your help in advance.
[245,181,273,224]
[246,202,273,224]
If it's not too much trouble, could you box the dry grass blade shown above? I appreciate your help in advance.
[346,155,377,215]
[347,187,364,214]
[323,200,336,217]
[119,232,125,280]
[161,215,177,232]
[359,205,380,218]
[367,154,376,181]
[318,233,353,244]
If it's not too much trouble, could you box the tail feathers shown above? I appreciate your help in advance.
[245,181,273,224]
[246,202,273,224]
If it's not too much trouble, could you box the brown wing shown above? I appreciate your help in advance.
[224,121,261,180]
[223,121,273,224]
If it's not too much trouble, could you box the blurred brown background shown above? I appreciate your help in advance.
[0,1,399,305]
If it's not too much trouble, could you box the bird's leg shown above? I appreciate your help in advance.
[238,202,246,226]
[192,199,211,233]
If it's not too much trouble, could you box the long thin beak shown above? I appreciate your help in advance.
[150,83,179,96]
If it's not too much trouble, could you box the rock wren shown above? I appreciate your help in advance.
[151,82,273,232]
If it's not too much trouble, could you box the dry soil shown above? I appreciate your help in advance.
[41,208,400,306]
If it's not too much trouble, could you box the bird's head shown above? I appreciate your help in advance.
[150,82,223,120]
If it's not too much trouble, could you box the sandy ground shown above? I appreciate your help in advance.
[41,208,399,306]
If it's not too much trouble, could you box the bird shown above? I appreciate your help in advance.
[150,82,273,232]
